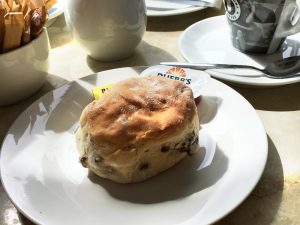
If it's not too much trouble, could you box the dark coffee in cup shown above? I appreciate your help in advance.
[224,0,300,54]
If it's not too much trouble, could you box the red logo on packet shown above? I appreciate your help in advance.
[165,67,187,77]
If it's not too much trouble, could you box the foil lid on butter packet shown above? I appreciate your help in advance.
[140,65,210,98]
[92,66,210,100]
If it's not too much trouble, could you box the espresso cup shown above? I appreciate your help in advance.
[224,0,300,54]
[64,0,147,62]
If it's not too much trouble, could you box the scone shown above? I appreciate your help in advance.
[76,76,200,183]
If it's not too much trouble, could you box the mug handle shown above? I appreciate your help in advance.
[268,0,300,53]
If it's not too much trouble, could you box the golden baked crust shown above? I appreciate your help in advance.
[76,76,200,183]
[80,76,197,154]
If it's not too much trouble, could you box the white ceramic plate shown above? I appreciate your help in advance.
[46,0,64,27]
[0,67,267,225]
[146,0,205,16]
[180,15,300,87]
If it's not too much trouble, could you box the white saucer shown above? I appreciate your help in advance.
[146,0,205,16]
[180,15,300,87]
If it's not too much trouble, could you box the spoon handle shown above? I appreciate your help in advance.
[160,62,262,72]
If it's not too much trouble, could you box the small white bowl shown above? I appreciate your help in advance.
[0,29,50,106]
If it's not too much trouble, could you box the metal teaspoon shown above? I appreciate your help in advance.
[161,56,300,79]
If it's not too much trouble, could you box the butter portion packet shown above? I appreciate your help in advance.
[92,66,210,100]
[140,65,210,98]
[92,83,113,100]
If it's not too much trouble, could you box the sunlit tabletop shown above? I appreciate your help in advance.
[1,7,300,225]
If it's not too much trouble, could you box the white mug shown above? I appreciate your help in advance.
[65,0,147,61]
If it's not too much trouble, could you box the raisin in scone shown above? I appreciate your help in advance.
[76,76,200,183]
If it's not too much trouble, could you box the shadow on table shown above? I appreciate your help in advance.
[216,136,284,225]
[19,213,36,225]
[86,40,178,73]
[147,7,224,32]
[229,81,300,111]
[47,14,73,49]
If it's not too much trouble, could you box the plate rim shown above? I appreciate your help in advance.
[0,66,268,225]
